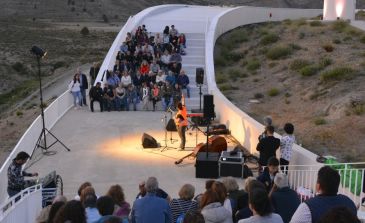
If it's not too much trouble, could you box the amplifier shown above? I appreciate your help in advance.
[219,151,244,178]
[195,152,219,179]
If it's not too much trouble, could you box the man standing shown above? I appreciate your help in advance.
[7,151,38,197]
[290,166,357,223]
[131,177,172,223]
[78,68,89,106]
[256,125,280,169]
[175,97,188,151]
[89,62,100,87]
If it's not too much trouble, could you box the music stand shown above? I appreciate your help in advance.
[161,112,177,152]
[31,46,71,155]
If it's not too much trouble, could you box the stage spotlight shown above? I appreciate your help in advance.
[30,45,47,58]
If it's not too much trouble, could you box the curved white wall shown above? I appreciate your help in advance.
[205,7,323,167]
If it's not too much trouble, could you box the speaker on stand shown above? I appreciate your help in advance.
[196,68,204,110]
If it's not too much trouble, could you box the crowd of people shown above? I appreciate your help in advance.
[70,24,191,112]
[32,166,360,223]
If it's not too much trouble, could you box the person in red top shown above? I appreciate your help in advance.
[139,60,150,75]
[175,96,188,150]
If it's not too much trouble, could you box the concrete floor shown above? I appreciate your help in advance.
[24,110,238,204]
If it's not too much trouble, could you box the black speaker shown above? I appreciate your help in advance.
[203,94,214,120]
[195,152,219,178]
[166,119,177,131]
[142,133,158,148]
[196,68,204,85]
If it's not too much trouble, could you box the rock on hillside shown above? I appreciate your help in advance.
[2,0,365,22]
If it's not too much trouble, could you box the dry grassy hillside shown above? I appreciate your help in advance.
[214,19,365,162]
[0,0,326,22]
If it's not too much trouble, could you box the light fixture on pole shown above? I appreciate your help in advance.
[30,45,70,154]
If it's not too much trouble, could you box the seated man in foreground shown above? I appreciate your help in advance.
[290,166,357,223]
[131,177,172,223]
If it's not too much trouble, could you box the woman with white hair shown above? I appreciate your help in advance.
[170,184,198,223]
[269,173,300,223]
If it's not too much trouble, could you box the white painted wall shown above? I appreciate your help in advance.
[205,7,323,167]
[324,0,356,20]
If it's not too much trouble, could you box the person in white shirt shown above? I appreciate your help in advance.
[121,71,132,88]
[156,70,166,85]
[68,73,82,109]
[280,123,295,173]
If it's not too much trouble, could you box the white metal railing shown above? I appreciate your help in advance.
[281,162,365,212]
[0,184,42,223]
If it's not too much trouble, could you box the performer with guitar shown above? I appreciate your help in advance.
[175,95,188,151]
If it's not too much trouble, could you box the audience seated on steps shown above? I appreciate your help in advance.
[88,24,193,112]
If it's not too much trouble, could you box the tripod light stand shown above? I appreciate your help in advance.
[31,46,70,154]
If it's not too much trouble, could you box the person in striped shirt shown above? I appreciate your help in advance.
[170,184,199,223]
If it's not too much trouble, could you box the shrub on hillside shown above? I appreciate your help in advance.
[215,75,226,84]
[229,30,249,43]
[289,43,302,50]
[332,20,349,32]
[215,57,227,67]
[260,34,279,45]
[81,26,90,36]
[227,52,244,62]
[267,88,280,97]
[320,67,355,82]
[102,14,109,23]
[360,36,365,44]
[322,44,334,52]
[314,118,326,125]
[310,21,323,27]
[266,46,292,60]
[290,59,310,71]
[333,39,341,44]
[246,59,261,71]
[300,65,320,77]
[12,62,28,74]
[254,93,264,99]
[319,58,332,68]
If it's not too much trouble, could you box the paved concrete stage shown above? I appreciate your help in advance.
[25,110,238,204]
